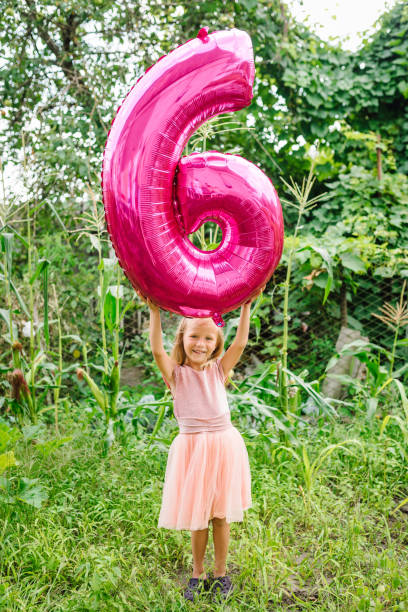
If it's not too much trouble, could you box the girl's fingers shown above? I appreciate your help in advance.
[135,288,160,311]
[136,289,148,305]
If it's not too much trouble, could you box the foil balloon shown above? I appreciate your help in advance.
[102,27,284,327]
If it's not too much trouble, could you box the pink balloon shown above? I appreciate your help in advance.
[102,28,284,327]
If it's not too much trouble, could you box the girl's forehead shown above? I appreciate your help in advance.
[185,318,218,335]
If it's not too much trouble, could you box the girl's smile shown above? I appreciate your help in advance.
[183,319,218,369]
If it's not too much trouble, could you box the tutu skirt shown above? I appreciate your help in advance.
[158,426,251,531]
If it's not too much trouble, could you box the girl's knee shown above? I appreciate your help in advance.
[211,516,227,527]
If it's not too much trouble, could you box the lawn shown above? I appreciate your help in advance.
[1,405,407,611]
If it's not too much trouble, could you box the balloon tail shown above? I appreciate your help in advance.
[212,313,225,327]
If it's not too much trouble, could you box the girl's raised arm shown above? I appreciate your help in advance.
[220,286,265,380]
[136,291,175,386]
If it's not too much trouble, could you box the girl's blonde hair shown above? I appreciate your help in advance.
[170,318,224,369]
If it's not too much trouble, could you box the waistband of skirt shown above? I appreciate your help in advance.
[176,412,232,434]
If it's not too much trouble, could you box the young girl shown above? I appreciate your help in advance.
[138,289,263,601]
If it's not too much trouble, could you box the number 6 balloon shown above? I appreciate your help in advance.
[102,27,284,326]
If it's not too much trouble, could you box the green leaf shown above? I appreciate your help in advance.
[282,367,337,417]
[100,258,117,304]
[89,234,100,252]
[397,81,408,99]
[380,414,392,436]
[0,308,12,329]
[322,274,333,304]
[306,94,322,108]
[9,278,30,318]
[43,263,49,347]
[35,437,72,458]
[22,424,45,442]
[373,266,394,278]
[46,200,67,231]
[16,478,48,508]
[340,253,366,273]
[148,405,167,446]
[29,259,50,285]
[0,423,22,453]
[0,233,13,278]
[366,397,378,419]
[238,0,257,8]
[393,379,408,422]
[297,244,333,304]
[0,451,16,475]
[0,225,29,249]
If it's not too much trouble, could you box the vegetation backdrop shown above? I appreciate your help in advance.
[1,1,408,610]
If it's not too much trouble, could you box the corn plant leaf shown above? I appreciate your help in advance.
[313,440,361,475]
[0,224,29,248]
[89,362,107,374]
[380,414,392,436]
[282,367,337,417]
[272,445,301,463]
[252,315,261,341]
[302,444,310,465]
[100,258,117,304]
[375,377,393,396]
[42,262,49,347]
[366,397,378,419]
[119,299,135,323]
[0,232,13,277]
[393,379,408,421]
[89,233,100,252]
[0,308,11,328]
[391,497,408,515]
[9,278,30,317]
[104,291,121,332]
[26,351,46,385]
[240,362,273,391]
[45,200,67,231]
[148,405,167,446]
[62,334,83,343]
[393,362,408,378]
[29,259,50,285]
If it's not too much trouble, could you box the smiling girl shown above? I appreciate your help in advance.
[138,289,263,601]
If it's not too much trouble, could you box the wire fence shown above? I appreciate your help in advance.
[239,269,408,381]
[125,268,407,386]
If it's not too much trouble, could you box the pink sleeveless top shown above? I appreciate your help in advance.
[171,360,232,434]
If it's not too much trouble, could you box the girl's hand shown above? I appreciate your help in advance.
[135,289,159,313]
[244,284,266,305]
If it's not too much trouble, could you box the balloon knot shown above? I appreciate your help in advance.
[197,27,209,42]
[212,313,225,327]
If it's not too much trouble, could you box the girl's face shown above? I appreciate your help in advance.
[183,319,218,368]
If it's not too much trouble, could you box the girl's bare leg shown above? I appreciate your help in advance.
[191,528,209,578]
[212,517,230,577]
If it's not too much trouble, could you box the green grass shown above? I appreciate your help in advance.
[1,409,408,611]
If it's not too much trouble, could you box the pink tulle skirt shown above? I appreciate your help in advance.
[158,426,252,531]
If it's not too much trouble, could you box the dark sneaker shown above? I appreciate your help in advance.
[211,575,234,601]
[183,577,210,601]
